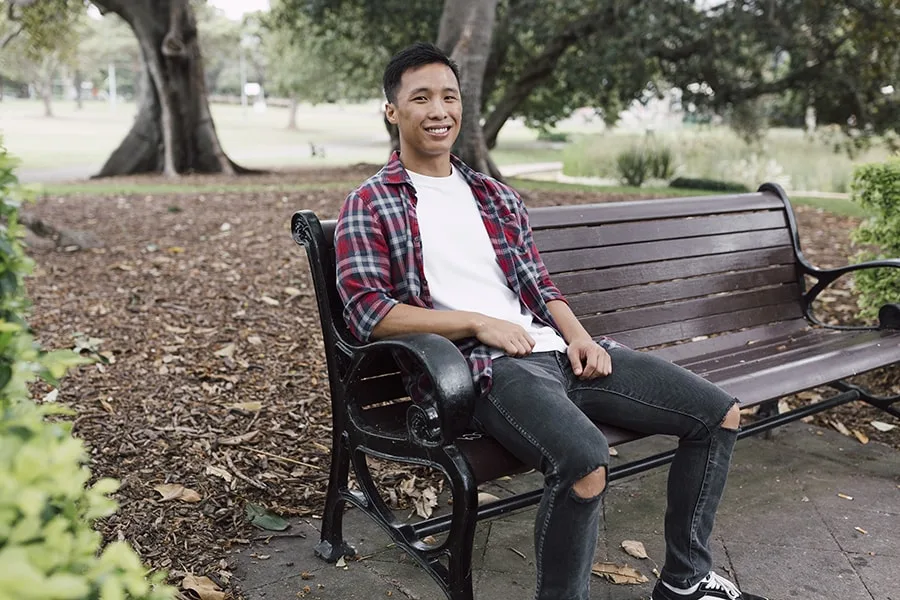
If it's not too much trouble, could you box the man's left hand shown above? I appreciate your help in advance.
[566,339,612,379]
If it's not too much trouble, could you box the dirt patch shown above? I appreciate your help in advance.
[25,172,898,595]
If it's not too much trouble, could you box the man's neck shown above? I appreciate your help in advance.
[398,151,452,178]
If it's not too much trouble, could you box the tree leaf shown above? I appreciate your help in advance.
[213,343,235,358]
[591,561,649,584]
[477,492,500,506]
[871,421,896,432]
[182,573,226,600]
[621,539,648,559]
[245,503,289,531]
[851,429,869,444]
[154,483,202,503]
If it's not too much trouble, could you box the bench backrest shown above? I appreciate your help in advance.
[292,184,807,400]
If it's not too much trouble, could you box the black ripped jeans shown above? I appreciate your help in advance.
[472,345,739,600]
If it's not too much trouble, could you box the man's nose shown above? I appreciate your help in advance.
[427,98,448,119]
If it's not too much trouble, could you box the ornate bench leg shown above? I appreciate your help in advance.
[315,432,357,562]
[444,447,478,600]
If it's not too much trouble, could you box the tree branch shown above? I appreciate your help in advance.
[482,1,627,147]
[0,23,23,49]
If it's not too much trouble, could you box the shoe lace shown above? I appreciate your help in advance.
[702,572,741,600]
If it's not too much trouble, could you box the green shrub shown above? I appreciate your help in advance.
[646,145,675,180]
[616,147,649,186]
[850,158,900,320]
[536,130,570,143]
[0,142,175,600]
[669,177,751,193]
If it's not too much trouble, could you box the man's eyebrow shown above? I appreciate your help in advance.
[407,86,460,97]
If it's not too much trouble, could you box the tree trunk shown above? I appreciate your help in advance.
[437,0,501,179]
[40,74,53,117]
[73,69,83,109]
[287,96,298,129]
[92,0,246,177]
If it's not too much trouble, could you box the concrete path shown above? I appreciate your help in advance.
[231,422,900,600]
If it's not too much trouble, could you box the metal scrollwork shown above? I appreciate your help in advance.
[406,403,443,447]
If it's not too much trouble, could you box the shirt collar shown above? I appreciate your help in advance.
[379,151,487,190]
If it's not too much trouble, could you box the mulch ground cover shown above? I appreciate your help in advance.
[24,166,899,597]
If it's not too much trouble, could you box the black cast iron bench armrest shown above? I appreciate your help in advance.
[801,258,900,330]
[339,333,478,447]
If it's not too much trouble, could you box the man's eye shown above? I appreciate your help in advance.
[414,96,427,102]
[445,96,458,101]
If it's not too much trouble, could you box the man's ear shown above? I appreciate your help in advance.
[385,102,398,125]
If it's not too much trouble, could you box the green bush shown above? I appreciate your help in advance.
[616,147,650,187]
[646,145,675,180]
[669,177,751,193]
[0,142,175,600]
[850,158,900,320]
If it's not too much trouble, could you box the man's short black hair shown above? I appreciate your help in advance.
[383,42,461,104]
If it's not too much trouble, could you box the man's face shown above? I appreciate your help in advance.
[385,63,461,163]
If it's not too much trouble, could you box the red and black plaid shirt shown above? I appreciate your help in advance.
[334,152,567,402]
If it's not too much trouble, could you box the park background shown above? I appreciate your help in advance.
[1,1,898,599]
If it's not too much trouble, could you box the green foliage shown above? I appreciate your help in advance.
[0,141,175,600]
[614,144,674,187]
[615,147,650,187]
[850,159,900,319]
[670,177,750,193]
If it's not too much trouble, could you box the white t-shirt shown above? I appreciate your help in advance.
[408,168,567,358]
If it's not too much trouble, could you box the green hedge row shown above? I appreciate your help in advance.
[0,142,174,600]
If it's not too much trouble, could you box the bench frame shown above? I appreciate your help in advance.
[291,183,899,600]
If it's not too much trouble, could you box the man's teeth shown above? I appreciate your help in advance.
[427,127,449,133]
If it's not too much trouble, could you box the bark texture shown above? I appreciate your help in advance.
[437,0,502,179]
[92,0,244,177]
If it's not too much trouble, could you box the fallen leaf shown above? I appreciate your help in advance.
[284,286,302,297]
[608,447,619,457]
[422,535,437,544]
[167,246,185,254]
[165,325,191,334]
[206,465,233,484]
[228,401,262,412]
[219,431,260,446]
[414,486,439,519]
[245,503,289,531]
[838,493,853,501]
[220,222,232,232]
[621,540,648,559]
[98,351,116,364]
[247,335,262,345]
[477,492,500,506]
[214,343,236,358]
[851,429,869,445]
[831,420,852,437]
[591,562,649,584]
[300,572,314,580]
[182,573,226,600]
[42,389,59,403]
[855,527,868,535]
[871,421,897,432]
[154,483,202,503]
[335,557,346,568]
[260,296,280,306]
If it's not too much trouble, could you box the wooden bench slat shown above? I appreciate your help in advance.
[567,265,798,315]
[543,229,792,273]
[533,211,787,252]
[584,285,800,337]
[710,330,900,405]
[609,301,805,349]
[650,319,811,363]
[529,192,784,228]
[683,329,839,375]
[552,247,797,295]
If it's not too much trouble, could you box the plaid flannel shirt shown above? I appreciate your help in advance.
[334,151,568,402]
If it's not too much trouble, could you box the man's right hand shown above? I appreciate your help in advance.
[472,315,535,357]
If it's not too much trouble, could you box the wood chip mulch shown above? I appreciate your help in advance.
[23,168,899,596]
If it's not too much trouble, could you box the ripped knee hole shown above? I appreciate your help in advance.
[720,404,741,430]
[572,466,607,499]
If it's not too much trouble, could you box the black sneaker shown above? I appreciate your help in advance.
[651,571,769,600]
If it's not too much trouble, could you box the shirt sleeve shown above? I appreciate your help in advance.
[334,191,400,342]
[515,191,568,305]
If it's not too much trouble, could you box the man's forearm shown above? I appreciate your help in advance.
[547,300,592,344]
[371,304,482,341]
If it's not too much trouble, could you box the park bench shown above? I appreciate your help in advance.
[291,182,900,600]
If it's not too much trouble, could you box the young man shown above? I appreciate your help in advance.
[335,42,767,600]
